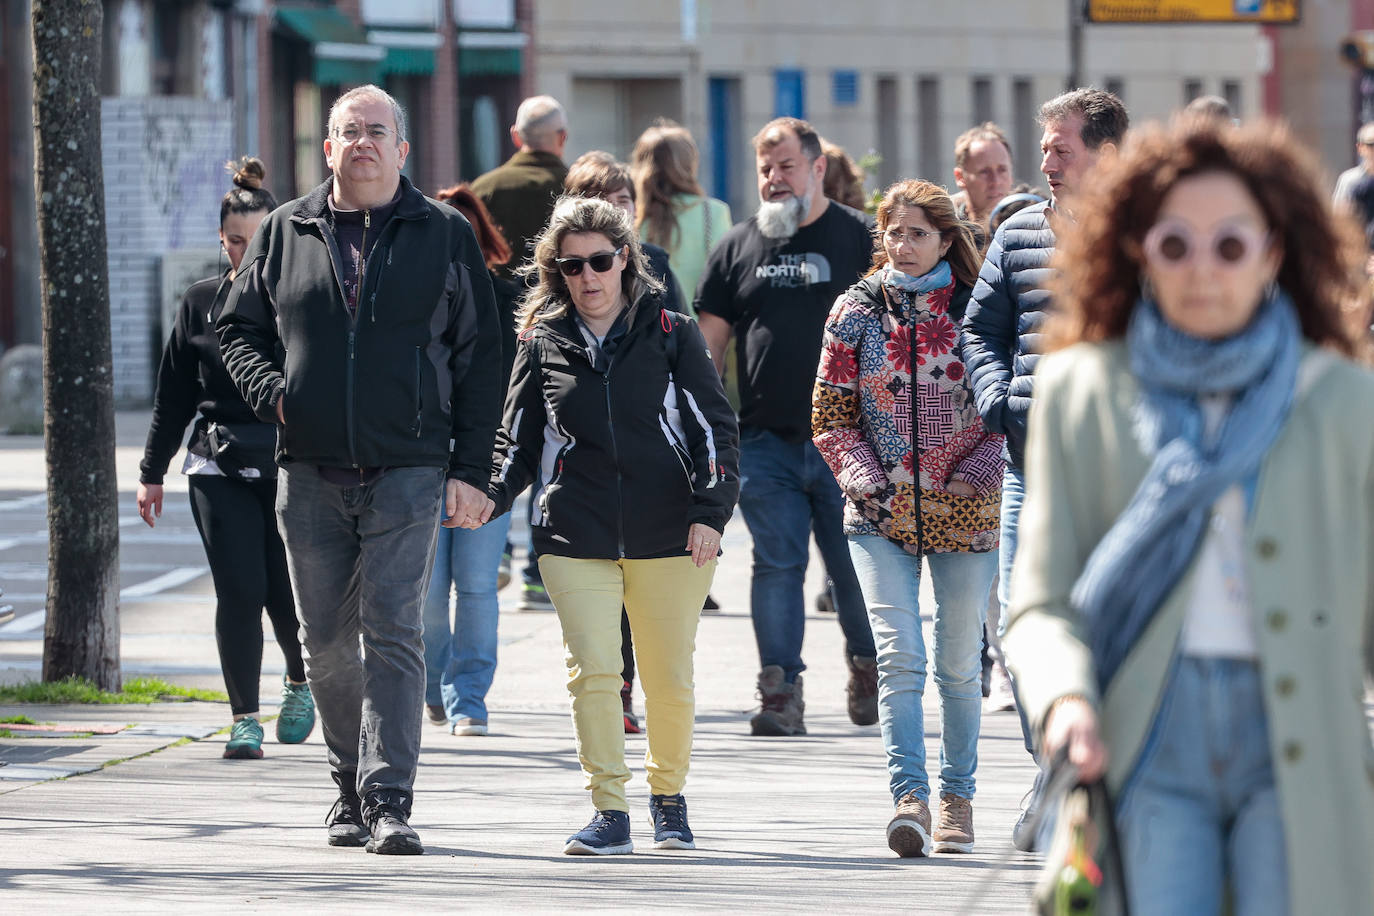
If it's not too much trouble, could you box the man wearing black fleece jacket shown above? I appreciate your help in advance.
[218,85,502,856]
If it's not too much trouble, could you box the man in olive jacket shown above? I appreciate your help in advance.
[217,85,502,856]
[471,94,569,281]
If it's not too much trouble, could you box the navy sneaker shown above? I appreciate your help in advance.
[649,793,695,849]
[564,810,633,855]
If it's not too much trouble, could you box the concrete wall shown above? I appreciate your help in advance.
[531,1,1264,215]
[102,97,232,405]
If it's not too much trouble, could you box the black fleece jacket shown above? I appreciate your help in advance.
[489,296,740,560]
[216,176,503,488]
[140,271,277,484]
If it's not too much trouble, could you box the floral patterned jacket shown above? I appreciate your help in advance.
[812,268,1004,555]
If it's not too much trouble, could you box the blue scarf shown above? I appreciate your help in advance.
[1071,290,1300,690]
[883,260,951,295]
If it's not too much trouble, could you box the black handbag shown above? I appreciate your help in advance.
[205,420,278,479]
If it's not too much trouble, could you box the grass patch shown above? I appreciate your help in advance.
[0,676,227,705]
[0,715,36,724]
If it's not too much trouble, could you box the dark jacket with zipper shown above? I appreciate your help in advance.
[140,271,277,484]
[216,176,503,488]
[489,296,740,560]
[958,201,1056,468]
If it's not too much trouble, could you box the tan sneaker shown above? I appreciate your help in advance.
[933,793,975,853]
[886,792,932,857]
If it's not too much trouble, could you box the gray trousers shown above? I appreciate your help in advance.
[276,464,446,812]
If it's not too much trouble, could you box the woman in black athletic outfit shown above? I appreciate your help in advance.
[136,158,314,760]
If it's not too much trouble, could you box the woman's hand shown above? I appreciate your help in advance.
[946,478,978,497]
[687,523,721,568]
[137,483,163,528]
[1043,696,1109,783]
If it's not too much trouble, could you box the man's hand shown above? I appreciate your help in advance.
[275,394,285,425]
[136,483,163,528]
[697,312,732,375]
[444,478,494,529]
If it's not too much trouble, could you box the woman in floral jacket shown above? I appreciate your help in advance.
[813,179,1004,858]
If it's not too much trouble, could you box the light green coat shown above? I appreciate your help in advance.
[1005,340,1374,914]
[642,194,732,315]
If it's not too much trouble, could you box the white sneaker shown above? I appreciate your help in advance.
[451,717,489,736]
[986,663,1017,712]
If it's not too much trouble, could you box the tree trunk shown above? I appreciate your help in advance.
[33,0,120,690]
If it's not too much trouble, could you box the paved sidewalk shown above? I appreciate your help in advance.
[0,414,1042,911]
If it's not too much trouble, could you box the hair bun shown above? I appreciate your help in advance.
[227,156,266,190]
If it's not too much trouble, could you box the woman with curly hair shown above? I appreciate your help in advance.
[1005,116,1374,914]
[812,179,1004,857]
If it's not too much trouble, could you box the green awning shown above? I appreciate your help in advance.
[276,6,368,45]
[276,6,383,86]
[383,46,436,77]
[460,47,521,77]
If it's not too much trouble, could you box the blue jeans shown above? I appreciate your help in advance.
[737,427,875,682]
[276,464,445,809]
[997,464,1036,755]
[1117,657,1288,915]
[848,535,996,802]
[421,511,512,722]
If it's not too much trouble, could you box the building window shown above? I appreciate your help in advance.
[709,76,743,213]
[1013,78,1036,186]
[775,69,806,119]
[972,77,993,125]
[1222,79,1242,117]
[1184,79,1204,104]
[918,76,941,184]
[876,76,898,186]
[833,70,859,107]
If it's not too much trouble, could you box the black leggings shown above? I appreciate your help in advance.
[188,475,304,715]
[621,609,634,685]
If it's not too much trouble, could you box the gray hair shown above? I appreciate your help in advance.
[1038,87,1129,151]
[517,196,662,329]
[327,84,408,144]
[514,95,567,150]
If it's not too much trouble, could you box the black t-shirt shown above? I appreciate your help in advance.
[695,201,872,441]
[1351,171,1374,250]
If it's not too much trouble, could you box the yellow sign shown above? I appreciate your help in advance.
[1087,1,1300,23]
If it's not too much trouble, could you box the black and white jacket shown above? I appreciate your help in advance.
[489,295,740,560]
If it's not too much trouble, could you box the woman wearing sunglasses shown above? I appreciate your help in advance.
[488,195,739,855]
[1004,117,1374,914]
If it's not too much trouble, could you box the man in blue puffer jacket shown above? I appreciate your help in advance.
[958,87,1127,848]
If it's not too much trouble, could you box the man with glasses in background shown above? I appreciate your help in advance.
[218,84,502,856]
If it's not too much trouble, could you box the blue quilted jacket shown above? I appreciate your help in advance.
[958,202,1057,468]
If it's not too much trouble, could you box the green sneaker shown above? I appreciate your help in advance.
[518,583,554,611]
[224,716,264,759]
[276,676,316,744]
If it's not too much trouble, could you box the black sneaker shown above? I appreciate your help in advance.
[364,801,424,855]
[564,810,633,855]
[326,793,369,848]
[648,793,695,849]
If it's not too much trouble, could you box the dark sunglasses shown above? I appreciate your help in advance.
[555,247,624,277]
[1142,219,1269,270]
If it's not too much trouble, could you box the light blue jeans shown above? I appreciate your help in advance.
[848,535,996,802]
[1117,656,1288,915]
[420,511,512,723]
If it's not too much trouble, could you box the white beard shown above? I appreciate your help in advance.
[756,188,812,239]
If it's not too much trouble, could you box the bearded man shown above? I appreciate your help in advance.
[696,117,876,737]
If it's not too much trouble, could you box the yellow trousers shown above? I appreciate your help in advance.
[538,554,716,812]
